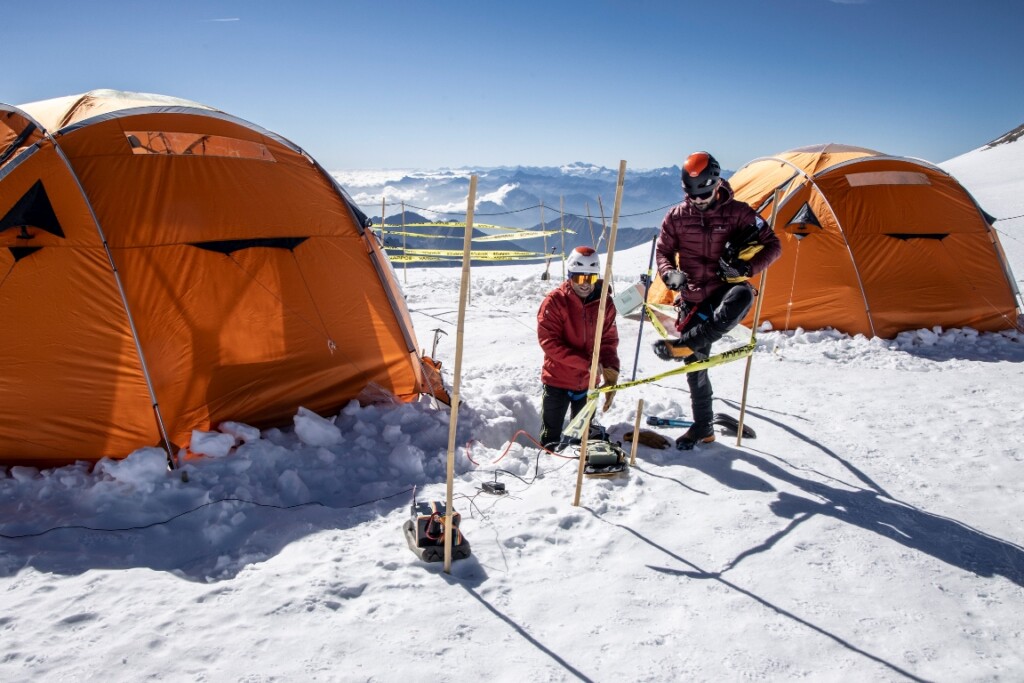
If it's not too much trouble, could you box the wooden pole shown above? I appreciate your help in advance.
[573,160,626,507]
[540,200,549,280]
[585,202,596,247]
[560,195,566,280]
[401,201,408,284]
[629,398,644,467]
[736,188,783,448]
[444,175,477,573]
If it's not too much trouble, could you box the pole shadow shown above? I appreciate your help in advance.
[669,439,1024,587]
[437,568,593,682]
[583,508,927,683]
[718,398,891,497]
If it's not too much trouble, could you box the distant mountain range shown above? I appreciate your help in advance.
[337,162,726,233]
[372,210,659,267]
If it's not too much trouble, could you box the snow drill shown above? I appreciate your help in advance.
[403,495,471,563]
[560,423,628,477]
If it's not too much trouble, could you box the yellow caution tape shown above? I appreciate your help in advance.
[562,397,599,443]
[378,221,510,230]
[643,302,674,339]
[593,342,756,396]
[558,341,756,444]
[473,229,566,241]
[389,257,453,263]
[377,229,464,239]
[376,226,573,242]
[400,248,550,259]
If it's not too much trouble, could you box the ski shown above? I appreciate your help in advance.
[646,416,693,428]
[646,413,756,438]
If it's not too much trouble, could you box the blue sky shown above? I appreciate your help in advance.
[4,0,1022,171]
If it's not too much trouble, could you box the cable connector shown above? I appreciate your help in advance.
[481,481,506,495]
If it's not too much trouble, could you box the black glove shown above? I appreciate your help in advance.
[663,269,687,291]
[718,257,751,282]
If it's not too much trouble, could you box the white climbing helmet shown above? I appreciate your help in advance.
[566,246,601,276]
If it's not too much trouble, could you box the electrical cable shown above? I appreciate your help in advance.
[0,487,415,541]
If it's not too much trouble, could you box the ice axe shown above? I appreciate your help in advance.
[541,246,556,281]
[430,328,447,358]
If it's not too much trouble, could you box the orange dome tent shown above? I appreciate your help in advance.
[650,144,1022,338]
[0,90,438,468]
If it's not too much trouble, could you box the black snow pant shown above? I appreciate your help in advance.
[679,283,755,426]
[540,384,589,448]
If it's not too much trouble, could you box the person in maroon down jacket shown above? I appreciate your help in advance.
[653,151,781,450]
[537,246,620,449]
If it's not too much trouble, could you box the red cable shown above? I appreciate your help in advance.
[465,429,576,467]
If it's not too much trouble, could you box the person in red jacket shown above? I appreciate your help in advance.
[537,246,620,449]
[653,151,781,449]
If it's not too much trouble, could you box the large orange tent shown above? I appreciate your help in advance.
[649,144,1021,338]
[0,90,438,468]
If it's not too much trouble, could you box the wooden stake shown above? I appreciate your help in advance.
[736,188,783,448]
[585,202,596,247]
[573,160,626,507]
[540,200,549,280]
[444,175,477,573]
[401,201,408,285]
[559,196,566,281]
[629,398,644,467]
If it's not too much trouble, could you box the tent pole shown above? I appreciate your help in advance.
[50,139,177,468]
[736,189,782,448]
[573,160,626,507]
[444,175,477,573]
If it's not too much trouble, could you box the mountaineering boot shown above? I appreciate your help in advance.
[652,338,705,362]
[675,422,716,450]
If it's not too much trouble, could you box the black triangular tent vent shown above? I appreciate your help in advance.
[9,246,42,262]
[191,237,308,255]
[789,202,822,229]
[0,179,64,238]
[885,233,948,241]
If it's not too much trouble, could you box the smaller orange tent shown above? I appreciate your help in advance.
[1,90,441,468]
[650,144,1022,338]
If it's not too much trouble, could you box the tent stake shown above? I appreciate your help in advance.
[444,175,477,573]
[736,189,782,448]
[629,398,644,467]
[573,160,626,507]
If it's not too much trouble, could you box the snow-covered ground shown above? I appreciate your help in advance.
[1,140,1022,682]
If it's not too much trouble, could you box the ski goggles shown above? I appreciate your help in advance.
[569,272,598,285]
[686,186,716,200]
